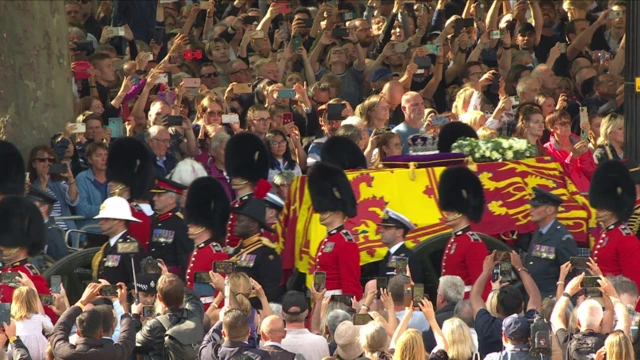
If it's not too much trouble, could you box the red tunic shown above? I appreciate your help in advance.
[441,227,491,300]
[129,203,152,251]
[313,225,362,299]
[185,239,228,311]
[225,193,253,250]
[0,259,57,323]
[592,222,640,311]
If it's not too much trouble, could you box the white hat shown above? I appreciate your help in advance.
[94,197,142,222]
[379,208,416,231]
[265,192,285,210]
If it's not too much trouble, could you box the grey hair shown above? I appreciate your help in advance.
[209,131,231,152]
[144,125,168,142]
[327,309,351,338]
[516,75,538,97]
[68,27,86,40]
[454,300,474,328]
[269,303,283,319]
[437,276,465,305]
[608,275,639,298]
[342,116,365,128]
[273,171,295,186]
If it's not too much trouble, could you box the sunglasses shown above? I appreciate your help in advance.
[36,157,55,163]
[201,72,219,78]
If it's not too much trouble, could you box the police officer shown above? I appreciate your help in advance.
[524,187,578,298]
[376,208,424,284]
[623,160,640,239]
[91,196,148,287]
[589,161,640,310]
[149,178,192,277]
[225,133,271,251]
[230,198,282,303]
[26,185,69,261]
[308,162,362,298]
[438,166,490,299]
[183,177,230,308]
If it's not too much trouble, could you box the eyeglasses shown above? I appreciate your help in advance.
[207,111,224,117]
[469,72,484,78]
[270,140,288,147]
[151,138,171,145]
[252,118,270,123]
[36,157,55,163]
[201,72,219,78]
[229,68,249,75]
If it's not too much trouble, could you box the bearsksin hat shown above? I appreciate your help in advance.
[589,160,636,221]
[185,177,231,242]
[307,162,357,218]
[438,166,485,222]
[107,137,154,199]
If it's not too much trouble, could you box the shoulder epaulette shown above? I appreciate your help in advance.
[131,202,142,211]
[619,224,633,236]
[210,242,223,253]
[341,230,355,243]
[260,237,278,249]
[468,232,481,242]
[25,263,39,275]
[175,211,183,219]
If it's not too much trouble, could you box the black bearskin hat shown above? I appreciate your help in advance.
[307,162,357,218]
[225,132,269,183]
[185,177,230,242]
[321,136,367,170]
[589,160,636,221]
[438,166,485,222]
[0,141,25,196]
[437,122,478,153]
[0,196,45,256]
[107,137,154,199]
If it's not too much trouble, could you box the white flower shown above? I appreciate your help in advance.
[504,151,514,160]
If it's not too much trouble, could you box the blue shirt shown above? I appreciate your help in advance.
[392,122,422,154]
[539,220,555,235]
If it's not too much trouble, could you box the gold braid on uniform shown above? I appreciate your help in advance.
[91,242,109,281]
[627,204,640,235]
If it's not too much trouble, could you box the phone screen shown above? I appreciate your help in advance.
[143,305,155,318]
[376,277,388,299]
[39,294,54,306]
[0,273,18,285]
[353,313,373,325]
[213,261,235,275]
[313,272,327,292]
[0,304,10,326]
[499,262,513,282]
[413,284,425,306]
[327,103,347,121]
[403,284,413,307]
[330,295,352,307]
[100,285,118,297]
[581,276,600,288]
[570,257,589,269]
[51,275,62,294]
[49,163,67,175]
[108,117,125,138]
[195,272,211,283]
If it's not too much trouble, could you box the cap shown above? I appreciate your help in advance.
[281,290,308,315]
[370,67,394,83]
[334,321,364,360]
[502,314,531,341]
[528,187,563,207]
[27,185,57,205]
[135,273,159,294]
[94,196,142,222]
[231,198,275,233]
[265,192,285,211]
[379,208,416,233]
[150,178,187,195]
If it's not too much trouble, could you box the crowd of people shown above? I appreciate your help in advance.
[0,0,639,359]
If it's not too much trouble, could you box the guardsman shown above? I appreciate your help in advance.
[91,197,148,287]
[184,177,230,308]
[264,192,284,246]
[376,208,424,284]
[107,137,154,251]
[438,166,490,299]
[231,198,283,303]
[0,196,57,321]
[149,178,192,277]
[589,160,640,310]
[525,187,578,298]
[308,162,362,298]
[224,133,271,251]
[623,160,640,239]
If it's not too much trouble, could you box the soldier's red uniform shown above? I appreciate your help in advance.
[441,227,491,299]
[313,225,362,299]
[185,239,228,310]
[592,222,640,311]
[226,193,253,250]
[0,260,57,322]
[129,202,152,251]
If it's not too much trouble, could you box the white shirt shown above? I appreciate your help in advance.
[388,242,404,255]
[109,230,127,247]
[281,328,329,360]
[395,310,431,332]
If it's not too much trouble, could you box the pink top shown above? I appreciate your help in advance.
[544,134,596,193]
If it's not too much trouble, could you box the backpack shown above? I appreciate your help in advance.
[566,331,606,360]
[157,308,204,360]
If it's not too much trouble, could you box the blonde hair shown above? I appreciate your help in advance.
[442,318,476,360]
[605,330,635,360]
[597,113,624,146]
[360,94,387,128]
[228,273,252,316]
[477,127,498,140]
[360,320,389,356]
[463,110,486,131]
[486,290,500,317]
[393,329,426,360]
[451,86,475,117]
[11,286,39,321]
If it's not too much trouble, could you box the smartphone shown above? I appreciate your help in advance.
[414,57,432,69]
[376,277,388,299]
[69,123,86,133]
[301,18,314,29]
[560,43,567,54]
[278,89,296,99]
[413,283,425,306]
[156,73,169,84]
[51,275,62,294]
[234,83,252,94]
[282,112,294,125]
[431,115,450,127]
[108,117,124,138]
[373,127,388,136]
[116,242,139,254]
[165,115,183,127]
[49,163,67,175]
[454,18,464,36]
[476,3,485,20]
[157,91,176,105]
[581,276,600,288]
[244,15,259,25]
[153,26,166,45]
[72,61,91,80]
[274,2,292,14]
[221,114,240,124]
[330,295,352,307]
[251,30,265,39]
[0,273,18,286]
[489,30,504,40]
[492,266,501,282]
[393,256,408,270]
[509,95,520,108]
[579,106,589,142]
[182,77,201,88]
[327,103,347,121]
[292,34,303,52]
[100,285,118,297]
[39,294,54,306]
[313,271,327,292]
[341,11,354,21]
[183,49,202,60]
[609,10,624,19]
[352,313,373,325]
[142,305,155,317]
[199,1,212,10]
[74,40,94,53]
[425,44,440,54]
[489,72,501,93]
[194,272,211,283]
[499,262,513,282]
[141,257,161,274]
[403,284,413,307]
[394,42,408,53]
[213,261,235,275]
[570,257,589,269]
[0,304,10,326]
[331,27,349,39]
[112,26,125,37]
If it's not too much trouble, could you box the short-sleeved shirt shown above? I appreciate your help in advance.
[475,308,539,358]
[316,66,365,109]
[392,122,422,154]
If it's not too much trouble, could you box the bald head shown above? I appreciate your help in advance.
[382,81,404,106]
[260,315,286,343]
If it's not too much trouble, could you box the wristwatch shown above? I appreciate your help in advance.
[135,69,147,76]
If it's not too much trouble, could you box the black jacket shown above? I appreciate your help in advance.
[201,341,272,360]
[4,337,33,360]
[134,287,204,360]
[149,208,192,277]
[422,303,456,352]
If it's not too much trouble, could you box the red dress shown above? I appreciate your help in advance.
[185,239,228,310]
[313,225,362,299]
[226,193,253,250]
[441,227,491,299]
[0,259,57,322]
[592,222,640,311]
[543,135,596,193]
[129,202,152,251]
